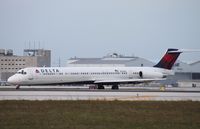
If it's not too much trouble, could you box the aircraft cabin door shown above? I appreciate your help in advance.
[27,69,34,81]
[128,70,134,79]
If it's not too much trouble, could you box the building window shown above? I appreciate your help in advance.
[192,73,200,80]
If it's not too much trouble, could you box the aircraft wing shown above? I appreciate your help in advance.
[94,78,165,84]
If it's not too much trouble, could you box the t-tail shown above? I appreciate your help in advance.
[154,48,182,70]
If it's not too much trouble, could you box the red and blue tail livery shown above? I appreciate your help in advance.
[154,48,182,70]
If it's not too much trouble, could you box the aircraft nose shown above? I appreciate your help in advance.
[7,76,18,85]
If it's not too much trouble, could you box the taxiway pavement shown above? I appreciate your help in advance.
[0,86,200,101]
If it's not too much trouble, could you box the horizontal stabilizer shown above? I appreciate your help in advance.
[168,49,200,53]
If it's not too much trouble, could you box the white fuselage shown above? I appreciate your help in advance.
[7,66,173,85]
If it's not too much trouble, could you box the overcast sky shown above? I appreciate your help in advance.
[0,0,200,66]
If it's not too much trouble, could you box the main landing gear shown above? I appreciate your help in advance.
[111,84,119,90]
[97,84,119,90]
[97,84,105,89]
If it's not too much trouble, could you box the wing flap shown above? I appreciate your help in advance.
[94,78,165,84]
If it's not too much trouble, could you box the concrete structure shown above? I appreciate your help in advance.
[0,49,51,82]
[67,53,200,87]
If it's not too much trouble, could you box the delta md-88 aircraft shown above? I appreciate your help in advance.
[7,48,189,89]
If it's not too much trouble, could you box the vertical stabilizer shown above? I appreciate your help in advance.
[154,49,182,70]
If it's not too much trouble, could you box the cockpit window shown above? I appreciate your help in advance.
[17,70,27,75]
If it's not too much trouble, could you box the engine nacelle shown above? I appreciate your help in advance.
[139,71,164,79]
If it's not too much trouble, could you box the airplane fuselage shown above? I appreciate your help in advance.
[8,66,172,86]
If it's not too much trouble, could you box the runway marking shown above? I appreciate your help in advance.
[120,96,155,101]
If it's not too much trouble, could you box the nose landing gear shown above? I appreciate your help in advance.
[16,85,20,89]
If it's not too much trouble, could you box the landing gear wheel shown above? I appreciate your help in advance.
[98,84,105,89]
[112,84,119,90]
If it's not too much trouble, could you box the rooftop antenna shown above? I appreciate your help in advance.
[38,41,40,49]
[24,41,26,49]
[58,57,61,67]
[29,41,31,50]
[34,41,35,50]
[42,42,45,49]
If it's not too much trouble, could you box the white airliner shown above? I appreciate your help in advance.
[7,48,186,89]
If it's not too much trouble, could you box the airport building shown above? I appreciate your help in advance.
[0,49,51,82]
[67,53,154,67]
[172,60,200,87]
[67,53,200,87]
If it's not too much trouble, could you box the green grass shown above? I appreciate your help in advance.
[0,101,200,129]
